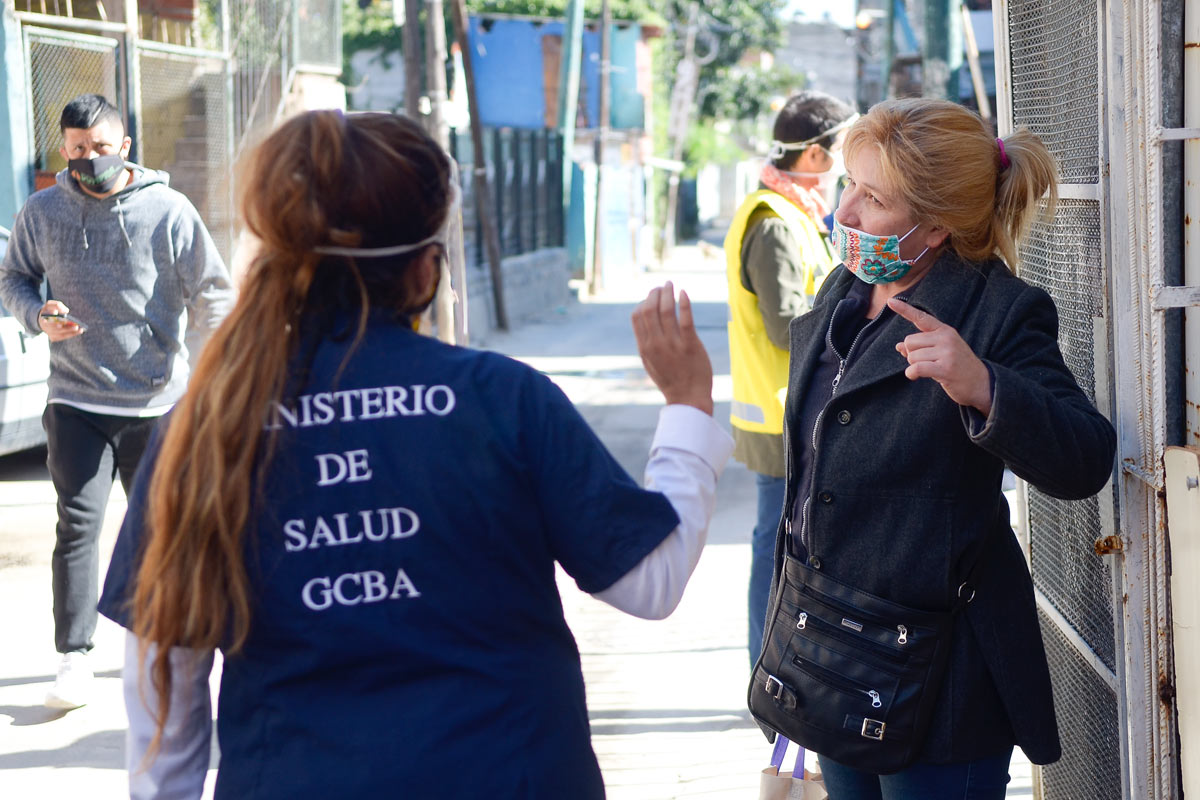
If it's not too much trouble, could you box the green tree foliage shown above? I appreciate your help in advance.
[654,0,790,123]
[341,0,403,91]
[700,61,806,125]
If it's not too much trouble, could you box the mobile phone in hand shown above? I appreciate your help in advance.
[40,312,88,332]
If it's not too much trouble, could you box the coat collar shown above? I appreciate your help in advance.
[787,251,998,405]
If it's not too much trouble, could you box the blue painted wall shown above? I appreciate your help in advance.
[0,9,31,227]
[609,23,643,130]
[467,16,643,131]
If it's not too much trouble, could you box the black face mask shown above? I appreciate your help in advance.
[68,154,126,194]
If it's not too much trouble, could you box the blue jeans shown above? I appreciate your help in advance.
[817,749,1013,800]
[748,472,787,666]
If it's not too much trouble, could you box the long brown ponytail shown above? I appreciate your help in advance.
[130,111,451,755]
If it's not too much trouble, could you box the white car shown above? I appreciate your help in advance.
[0,225,51,456]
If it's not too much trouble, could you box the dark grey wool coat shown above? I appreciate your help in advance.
[772,251,1117,765]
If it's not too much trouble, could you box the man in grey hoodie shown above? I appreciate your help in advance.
[0,93,234,709]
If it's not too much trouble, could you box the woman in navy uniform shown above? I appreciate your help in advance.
[759,99,1117,797]
[100,111,731,798]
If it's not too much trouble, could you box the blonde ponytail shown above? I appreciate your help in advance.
[993,128,1058,268]
[844,98,1058,269]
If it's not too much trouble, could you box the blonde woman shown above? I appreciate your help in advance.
[749,98,1116,798]
[100,111,731,798]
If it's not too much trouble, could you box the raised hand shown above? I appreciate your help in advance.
[632,281,714,416]
[889,297,992,415]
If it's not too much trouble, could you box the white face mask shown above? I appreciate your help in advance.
[773,148,846,207]
[777,158,843,194]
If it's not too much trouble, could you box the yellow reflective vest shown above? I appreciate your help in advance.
[724,190,834,435]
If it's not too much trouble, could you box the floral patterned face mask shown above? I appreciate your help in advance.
[830,219,929,284]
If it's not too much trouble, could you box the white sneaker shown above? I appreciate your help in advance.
[45,651,93,710]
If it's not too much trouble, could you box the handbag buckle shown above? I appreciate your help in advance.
[765,674,785,700]
[861,718,886,740]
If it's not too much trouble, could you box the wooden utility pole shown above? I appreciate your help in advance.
[449,0,509,330]
[922,0,962,100]
[425,0,450,148]
[959,1,991,119]
[590,0,611,295]
[883,0,896,99]
[423,0,456,343]
[557,0,585,206]
[403,0,423,119]
[662,2,700,260]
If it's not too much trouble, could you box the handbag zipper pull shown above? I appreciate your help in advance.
[897,625,908,645]
[796,612,808,630]
[867,689,882,708]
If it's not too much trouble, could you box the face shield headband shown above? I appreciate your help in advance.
[312,176,463,260]
[766,113,860,162]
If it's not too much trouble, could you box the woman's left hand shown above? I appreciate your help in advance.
[889,297,993,415]
[632,281,714,416]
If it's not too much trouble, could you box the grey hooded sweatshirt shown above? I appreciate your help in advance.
[0,165,234,411]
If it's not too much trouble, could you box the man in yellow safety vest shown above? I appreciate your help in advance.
[725,91,857,666]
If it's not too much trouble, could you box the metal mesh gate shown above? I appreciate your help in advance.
[23,27,120,175]
[1038,610,1124,798]
[1003,1,1123,798]
[1006,0,1100,183]
[138,46,234,260]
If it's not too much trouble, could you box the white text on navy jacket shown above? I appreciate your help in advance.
[268,383,457,611]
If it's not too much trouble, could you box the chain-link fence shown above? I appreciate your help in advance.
[230,0,291,151]
[24,27,120,177]
[296,0,341,68]
[138,45,234,261]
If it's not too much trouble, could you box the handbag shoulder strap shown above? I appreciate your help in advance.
[952,501,1010,613]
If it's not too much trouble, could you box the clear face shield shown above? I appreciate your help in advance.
[767,113,859,206]
[313,159,466,340]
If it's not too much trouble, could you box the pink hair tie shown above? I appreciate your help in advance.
[996,137,1010,170]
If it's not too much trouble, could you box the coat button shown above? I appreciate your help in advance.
[808,556,823,569]
[837,410,852,425]
[819,491,833,504]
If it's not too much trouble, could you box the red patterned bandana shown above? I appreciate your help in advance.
[759,163,831,233]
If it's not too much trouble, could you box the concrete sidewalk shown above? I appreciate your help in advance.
[0,243,1033,797]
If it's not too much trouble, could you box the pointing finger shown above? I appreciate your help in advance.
[888,297,943,332]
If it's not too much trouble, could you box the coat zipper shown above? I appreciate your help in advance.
[799,310,887,555]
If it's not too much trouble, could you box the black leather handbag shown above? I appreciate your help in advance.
[747,549,981,775]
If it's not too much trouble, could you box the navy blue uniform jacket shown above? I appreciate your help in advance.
[773,253,1117,765]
